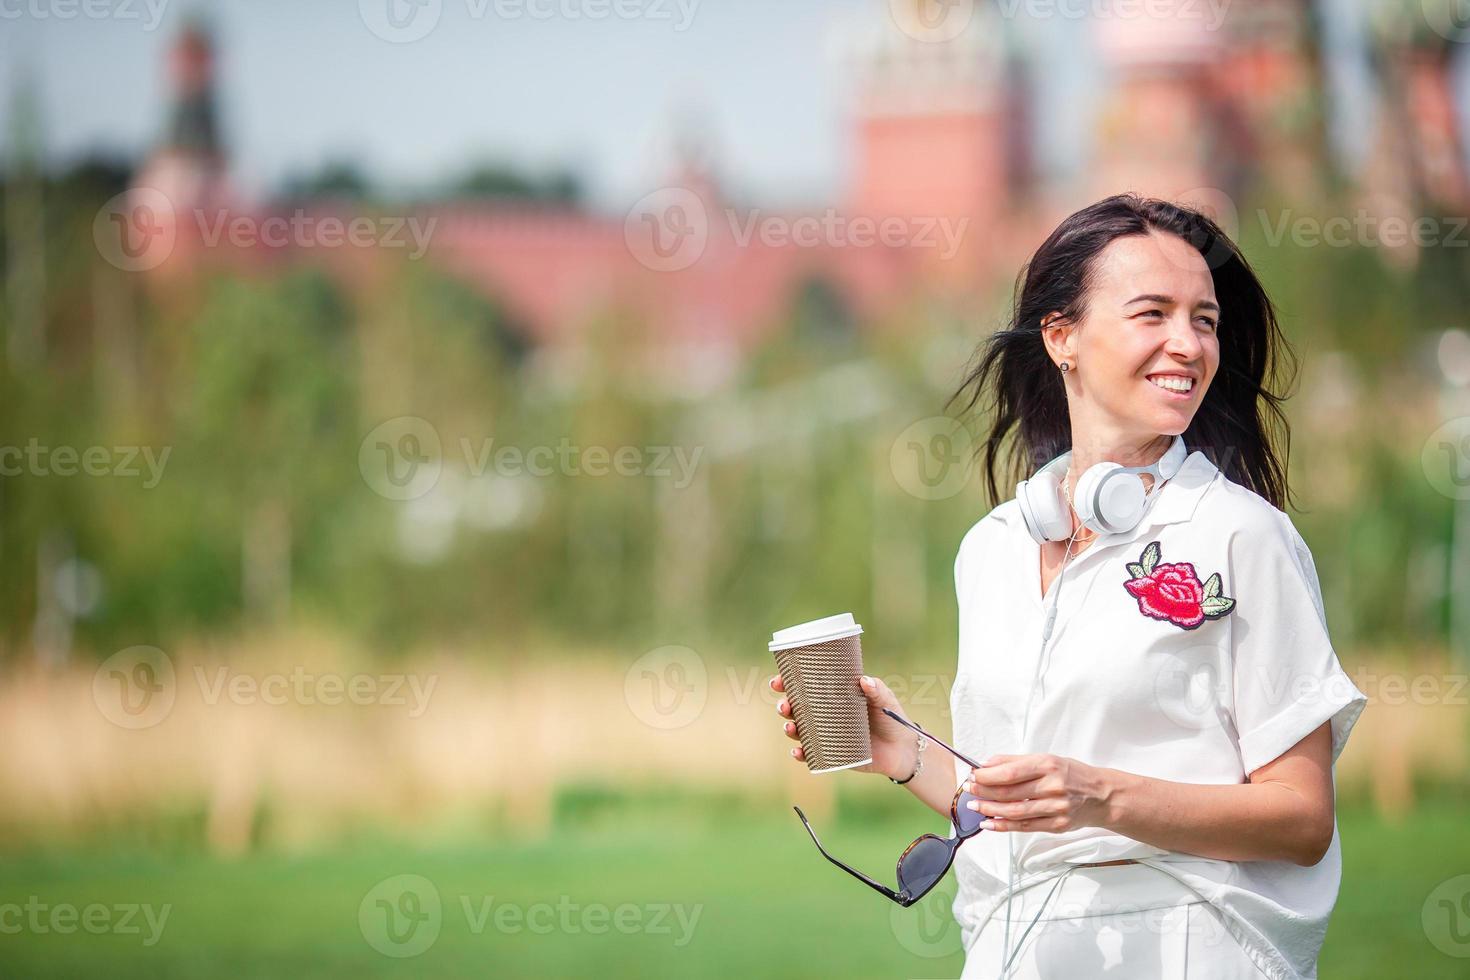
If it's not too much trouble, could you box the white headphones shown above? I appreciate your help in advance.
[1015,435,1189,543]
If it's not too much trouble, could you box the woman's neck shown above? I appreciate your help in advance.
[1064,432,1174,495]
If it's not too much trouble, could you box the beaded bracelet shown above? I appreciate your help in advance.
[889,731,928,785]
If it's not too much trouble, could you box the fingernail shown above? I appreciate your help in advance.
[966,800,979,811]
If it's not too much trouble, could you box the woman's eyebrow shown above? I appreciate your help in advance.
[1124,293,1220,312]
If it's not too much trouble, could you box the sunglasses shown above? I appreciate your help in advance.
[792,708,986,907]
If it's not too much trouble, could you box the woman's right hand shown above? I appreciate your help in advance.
[770,672,920,780]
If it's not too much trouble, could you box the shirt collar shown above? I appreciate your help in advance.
[1140,449,1220,527]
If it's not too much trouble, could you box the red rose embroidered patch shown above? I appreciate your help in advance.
[1123,540,1235,630]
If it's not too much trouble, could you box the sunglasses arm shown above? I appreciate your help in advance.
[880,707,985,772]
[792,806,913,906]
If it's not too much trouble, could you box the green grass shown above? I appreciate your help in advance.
[0,797,1465,978]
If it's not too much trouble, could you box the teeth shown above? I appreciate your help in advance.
[1148,375,1194,393]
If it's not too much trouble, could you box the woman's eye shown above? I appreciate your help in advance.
[1196,317,1218,330]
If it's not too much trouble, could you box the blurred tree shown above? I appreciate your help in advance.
[278,161,371,203]
[449,163,582,205]
[176,270,358,626]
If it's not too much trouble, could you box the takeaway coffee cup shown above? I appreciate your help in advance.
[769,613,872,774]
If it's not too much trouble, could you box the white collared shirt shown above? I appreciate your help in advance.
[947,449,1368,980]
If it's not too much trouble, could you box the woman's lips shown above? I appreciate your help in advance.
[1146,375,1195,399]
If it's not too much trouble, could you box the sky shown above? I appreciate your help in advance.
[0,0,1459,212]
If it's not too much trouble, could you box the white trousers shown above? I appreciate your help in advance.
[961,862,1268,979]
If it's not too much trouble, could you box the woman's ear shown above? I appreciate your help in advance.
[1040,312,1075,369]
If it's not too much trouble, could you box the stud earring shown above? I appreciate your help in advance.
[1060,361,1071,372]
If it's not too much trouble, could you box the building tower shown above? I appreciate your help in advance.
[838,0,1028,287]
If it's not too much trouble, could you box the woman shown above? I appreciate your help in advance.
[770,194,1367,978]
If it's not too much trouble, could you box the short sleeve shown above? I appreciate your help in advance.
[953,535,967,604]
[951,516,989,626]
[1228,508,1367,775]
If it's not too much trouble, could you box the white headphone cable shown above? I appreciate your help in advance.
[998,518,1084,978]
[996,460,1176,976]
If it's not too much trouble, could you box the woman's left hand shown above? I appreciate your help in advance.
[963,754,1116,833]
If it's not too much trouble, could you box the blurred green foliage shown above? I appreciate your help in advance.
[0,168,1466,664]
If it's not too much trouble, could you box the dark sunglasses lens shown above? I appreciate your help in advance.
[897,836,954,899]
[955,789,984,837]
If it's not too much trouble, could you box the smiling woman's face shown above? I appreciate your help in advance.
[1045,231,1220,444]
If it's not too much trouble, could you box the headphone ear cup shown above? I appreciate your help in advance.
[1017,472,1071,543]
[1075,463,1147,534]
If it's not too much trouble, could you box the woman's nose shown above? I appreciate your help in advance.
[1162,313,1205,359]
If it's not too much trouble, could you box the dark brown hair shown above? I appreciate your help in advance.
[948,193,1298,511]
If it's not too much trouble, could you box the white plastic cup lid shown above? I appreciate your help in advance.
[769,612,863,651]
